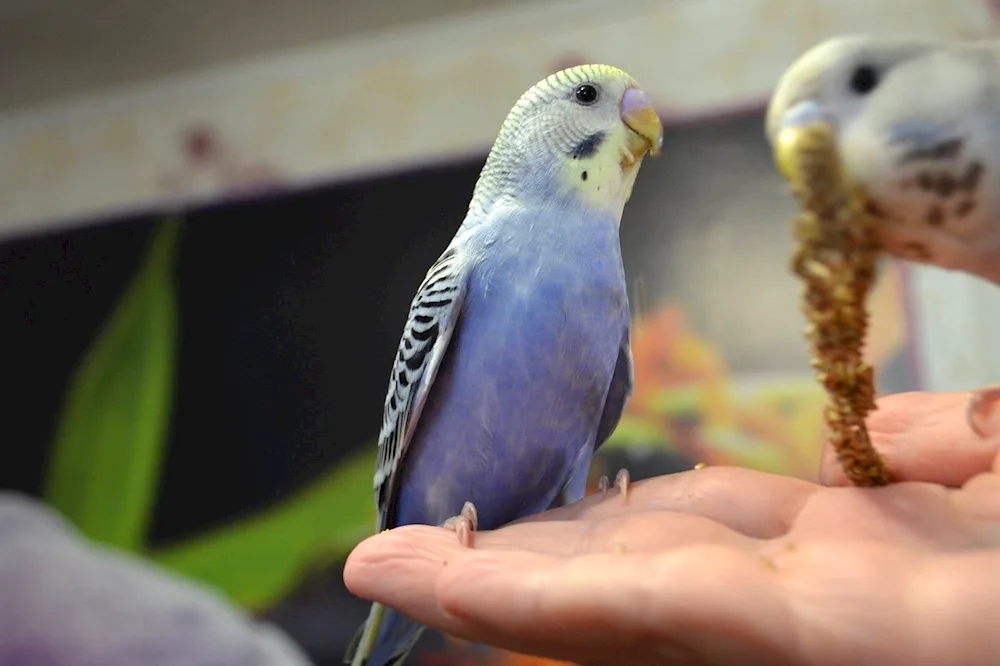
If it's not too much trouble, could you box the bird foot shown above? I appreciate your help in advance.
[441,501,478,548]
[966,385,1000,438]
[597,468,631,502]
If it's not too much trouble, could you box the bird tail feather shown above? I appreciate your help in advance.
[345,602,425,666]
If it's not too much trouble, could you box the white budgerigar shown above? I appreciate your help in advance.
[766,35,1000,438]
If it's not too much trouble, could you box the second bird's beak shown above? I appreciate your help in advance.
[620,86,664,161]
[773,99,836,180]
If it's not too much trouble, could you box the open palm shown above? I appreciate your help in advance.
[345,392,1000,665]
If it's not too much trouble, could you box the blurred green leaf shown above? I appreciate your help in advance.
[152,446,377,611]
[648,387,705,415]
[701,426,788,474]
[43,218,183,552]
[604,414,673,450]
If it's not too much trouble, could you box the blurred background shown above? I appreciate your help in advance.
[3,0,1000,664]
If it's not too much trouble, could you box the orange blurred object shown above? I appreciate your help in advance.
[492,652,575,665]
[627,303,732,465]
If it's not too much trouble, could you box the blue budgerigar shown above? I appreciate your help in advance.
[345,64,663,666]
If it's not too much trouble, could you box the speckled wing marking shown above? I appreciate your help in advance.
[373,244,469,531]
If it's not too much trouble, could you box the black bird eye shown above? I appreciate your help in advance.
[848,64,880,95]
[574,84,599,105]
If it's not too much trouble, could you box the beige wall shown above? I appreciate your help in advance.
[1,0,997,390]
[0,0,992,238]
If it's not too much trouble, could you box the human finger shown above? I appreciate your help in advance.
[527,467,817,540]
[819,392,998,486]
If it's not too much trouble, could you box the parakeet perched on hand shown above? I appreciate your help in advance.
[766,35,1000,439]
[345,64,663,666]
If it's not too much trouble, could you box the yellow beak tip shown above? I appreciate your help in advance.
[622,107,664,159]
[774,126,805,180]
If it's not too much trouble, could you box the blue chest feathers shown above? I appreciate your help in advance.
[394,208,629,529]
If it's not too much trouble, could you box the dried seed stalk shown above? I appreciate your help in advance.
[781,123,891,486]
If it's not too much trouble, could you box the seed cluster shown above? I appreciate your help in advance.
[782,124,891,486]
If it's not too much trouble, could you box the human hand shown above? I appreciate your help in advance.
[344,391,1000,665]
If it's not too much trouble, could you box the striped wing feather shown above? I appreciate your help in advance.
[373,245,468,531]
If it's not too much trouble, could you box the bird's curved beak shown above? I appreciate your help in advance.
[773,99,836,180]
[621,86,664,161]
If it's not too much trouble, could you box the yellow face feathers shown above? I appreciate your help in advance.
[516,64,663,160]
[471,63,662,217]
[535,65,663,213]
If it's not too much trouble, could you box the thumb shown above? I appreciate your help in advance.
[818,391,999,487]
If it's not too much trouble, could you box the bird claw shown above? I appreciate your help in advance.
[966,385,1000,438]
[441,501,478,548]
[597,468,631,502]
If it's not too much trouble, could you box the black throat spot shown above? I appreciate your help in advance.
[570,132,606,159]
